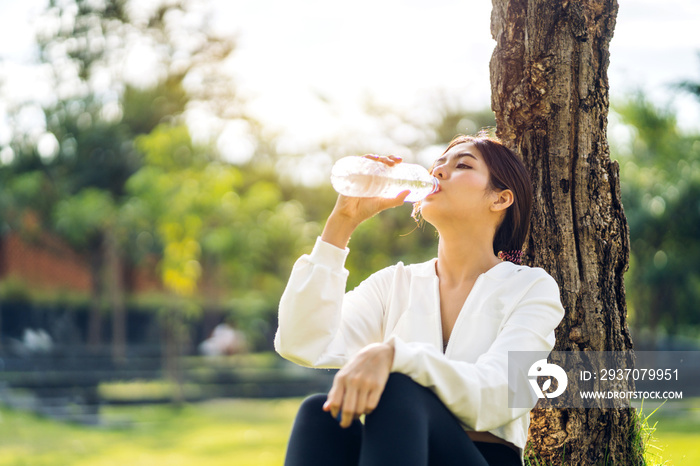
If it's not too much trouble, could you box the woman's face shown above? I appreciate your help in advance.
[419,142,496,226]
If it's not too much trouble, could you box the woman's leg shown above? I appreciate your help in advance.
[474,442,522,465]
[284,375,521,466]
[284,394,363,466]
[358,373,493,466]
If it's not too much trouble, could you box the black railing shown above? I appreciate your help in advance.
[0,346,333,424]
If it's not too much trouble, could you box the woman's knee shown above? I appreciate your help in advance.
[296,393,327,419]
[290,394,341,436]
[381,373,426,402]
[369,373,426,421]
[287,394,362,466]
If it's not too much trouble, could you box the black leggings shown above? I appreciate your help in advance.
[284,373,522,466]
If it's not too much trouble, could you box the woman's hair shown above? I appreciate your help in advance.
[414,133,533,257]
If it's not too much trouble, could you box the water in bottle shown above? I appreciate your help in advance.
[330,156,439,202]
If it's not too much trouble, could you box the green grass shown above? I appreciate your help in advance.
[524,398,700,466]
[0,397,698,465]
[0,399,300,466]
[636,397,700,466]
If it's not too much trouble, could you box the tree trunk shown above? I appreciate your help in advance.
[104,228,127,364]
[162,307,186,405]
[87,235,104,351]
[490,1,636,464]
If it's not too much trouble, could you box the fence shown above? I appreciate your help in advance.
[0,344,334,424]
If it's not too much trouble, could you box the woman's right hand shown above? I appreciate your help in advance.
[321,155,409,249]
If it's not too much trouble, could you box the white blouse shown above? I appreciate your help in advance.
[275,237,565,463]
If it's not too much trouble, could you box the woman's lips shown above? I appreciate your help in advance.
[426,185,440,198]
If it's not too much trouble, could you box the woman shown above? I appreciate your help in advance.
[275,134,565,466]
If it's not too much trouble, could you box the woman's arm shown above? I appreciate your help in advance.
[274,238,397,367]
[321,155,410,249]
[323,341,395,428]
[274,156,410,367]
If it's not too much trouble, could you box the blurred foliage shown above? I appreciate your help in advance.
[611,91,700,336]
[124,123,319,342]
[675,53,700,104]
[2,0,698,352]
[318,90,497,165]
[0,0,501,352]
[0,0,250,352]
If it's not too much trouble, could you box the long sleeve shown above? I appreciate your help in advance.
[389,271,565,433]
[274,237,392,368]
[275,240,566,458]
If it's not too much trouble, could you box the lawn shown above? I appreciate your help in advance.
[0,397,698,465]
[0,399,300,466]
[636,397,700,466]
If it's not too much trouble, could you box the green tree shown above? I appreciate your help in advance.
[676,54,700,103]
[0,0,243,359]
[611,92,700,338]
[490,0,634,462]
[126,124,317,352]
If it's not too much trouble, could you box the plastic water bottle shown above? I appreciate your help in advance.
[330,156,439,203]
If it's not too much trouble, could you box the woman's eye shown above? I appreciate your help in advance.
[457,164,472,169]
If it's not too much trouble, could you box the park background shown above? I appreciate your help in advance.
[0,0,699,464]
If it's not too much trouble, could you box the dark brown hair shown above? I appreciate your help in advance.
[415,134,533,256]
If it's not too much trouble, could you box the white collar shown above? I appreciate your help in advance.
[412,258,521,281]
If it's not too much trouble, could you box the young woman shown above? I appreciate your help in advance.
[275,135,566,466]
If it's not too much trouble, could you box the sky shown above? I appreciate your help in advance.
[216,0,700,148]
[1,0,699,165]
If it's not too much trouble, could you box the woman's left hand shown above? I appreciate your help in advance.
[323,342,395,428]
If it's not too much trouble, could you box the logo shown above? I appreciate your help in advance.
[528,359,568,398]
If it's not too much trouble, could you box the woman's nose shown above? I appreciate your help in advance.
[433,164,447,179]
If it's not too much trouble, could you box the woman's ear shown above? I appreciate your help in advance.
[491,189,514,212]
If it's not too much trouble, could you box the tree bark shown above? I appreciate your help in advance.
[490,0,636,464]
